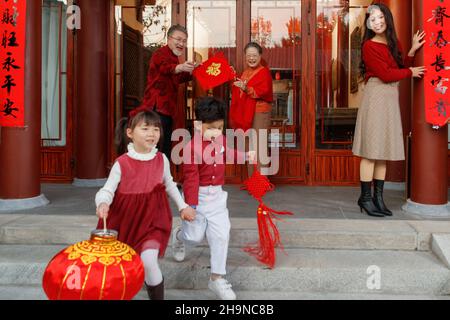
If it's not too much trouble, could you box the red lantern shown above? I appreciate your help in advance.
[42,230,144,300]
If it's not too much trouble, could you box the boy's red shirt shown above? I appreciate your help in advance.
[182,134,245,206]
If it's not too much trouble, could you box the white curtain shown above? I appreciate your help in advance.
[42,0,67,147]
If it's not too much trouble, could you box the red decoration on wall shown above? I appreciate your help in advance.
[193,52,236,90]
[0,0,26,127]
[241,165,293,268]
[42,230,145,300]
[424,0,450,127]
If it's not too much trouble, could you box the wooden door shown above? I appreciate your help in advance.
[40,0,74,182]
[250,1,306,184]
[311,0,371,185]
[179,0,308,184]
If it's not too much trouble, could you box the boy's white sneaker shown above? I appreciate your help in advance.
[171,226,185,262]
[208,278,236,300]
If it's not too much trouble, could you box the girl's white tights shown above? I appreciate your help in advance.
[140,249,163,286]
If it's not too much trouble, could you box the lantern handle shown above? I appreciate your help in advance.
[103,216,107,234]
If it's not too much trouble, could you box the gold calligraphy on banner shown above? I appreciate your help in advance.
[424,0,450,127]
[206,63,222,77]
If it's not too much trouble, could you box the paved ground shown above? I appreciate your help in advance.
[1,183,450,221]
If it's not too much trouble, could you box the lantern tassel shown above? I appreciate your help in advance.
[243,203,292,269]
[241,165,294,268]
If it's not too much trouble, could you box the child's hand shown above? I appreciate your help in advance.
[96,203,110,219]
[247,150,257,164]
[181,206,196,222]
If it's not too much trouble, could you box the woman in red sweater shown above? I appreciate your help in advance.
[352,3,426,217]
[230,42,273,176]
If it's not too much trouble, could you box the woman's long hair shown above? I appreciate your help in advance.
[360,3,403,78]
[115,110,163,155]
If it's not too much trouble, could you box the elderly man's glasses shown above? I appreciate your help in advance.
[169,36,188,44]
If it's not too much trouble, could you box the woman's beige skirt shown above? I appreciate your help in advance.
[352,77,405,161]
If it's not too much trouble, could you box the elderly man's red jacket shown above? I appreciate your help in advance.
[141,45,192,117]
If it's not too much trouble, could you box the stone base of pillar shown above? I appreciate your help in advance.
[385,182,405,191]
[402,199,450,217]
[0,194,49,212]
[73,178,107,188]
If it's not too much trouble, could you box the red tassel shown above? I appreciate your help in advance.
[242,165,293,268]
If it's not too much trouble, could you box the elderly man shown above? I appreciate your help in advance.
[141,24,195,160]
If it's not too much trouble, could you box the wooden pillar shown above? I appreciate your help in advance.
[410,0,448,205]
[382,0,412,182]
[75,0,109,181]
[0,1,42,200]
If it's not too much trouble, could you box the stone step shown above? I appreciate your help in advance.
[1,285,449,300]
[2,215,449,251]
[1,245,449,296]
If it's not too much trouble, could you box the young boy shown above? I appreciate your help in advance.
[172,97,253,300]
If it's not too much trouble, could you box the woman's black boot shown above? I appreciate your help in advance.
[373,179,393,216]
[358,181,385,217]
[145,279,164,300]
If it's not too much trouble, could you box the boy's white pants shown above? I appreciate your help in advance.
[180,185,230,275]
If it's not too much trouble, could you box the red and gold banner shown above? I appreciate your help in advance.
[0,0,26,127]
[193,52,236,90]
[424,0,450,127]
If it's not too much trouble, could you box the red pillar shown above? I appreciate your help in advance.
[75,0,109,181]
[0,1,43,201]
[382,0,412,182]
[410,0,448,205]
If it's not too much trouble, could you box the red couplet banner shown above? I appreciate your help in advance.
[423,0,450,127]
[0,0,26,127]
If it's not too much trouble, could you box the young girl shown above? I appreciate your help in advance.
[95,110,195,300]
[352,3,425,217]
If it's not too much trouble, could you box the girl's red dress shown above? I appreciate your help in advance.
[96,152,172,257]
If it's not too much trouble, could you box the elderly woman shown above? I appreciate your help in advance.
[230,42,273,176]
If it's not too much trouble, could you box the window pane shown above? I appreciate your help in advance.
[186,0,237,122]
[315,0,372,149]
[42,0,67,147]
[251,0,301,149]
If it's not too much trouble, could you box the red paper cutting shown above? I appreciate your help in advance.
[192,52,236,91]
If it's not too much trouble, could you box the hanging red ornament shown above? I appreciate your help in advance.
[241,165,293,268]
[42,230,144,300]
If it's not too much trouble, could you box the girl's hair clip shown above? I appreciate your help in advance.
[366,4,381,30]
[127,106,148,126]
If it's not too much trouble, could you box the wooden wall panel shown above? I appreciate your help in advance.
[252,152,305,184]
[313,151,360,185]
[225,164,244,184]
[448,150,450,186]
[41,149,72,182]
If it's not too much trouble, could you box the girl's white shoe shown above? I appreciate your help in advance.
[171,226,185,262]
